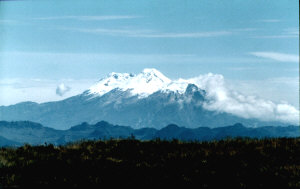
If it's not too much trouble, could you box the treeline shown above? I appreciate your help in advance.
[0,138,299,188]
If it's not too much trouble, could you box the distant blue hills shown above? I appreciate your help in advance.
[0,120,298,146]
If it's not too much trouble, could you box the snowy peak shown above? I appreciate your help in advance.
[141,68,171,83]
[87,68,173,97]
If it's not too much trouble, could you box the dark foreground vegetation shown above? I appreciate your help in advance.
[0,138,300,188]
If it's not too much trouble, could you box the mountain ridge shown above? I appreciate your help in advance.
[0,120,298,146]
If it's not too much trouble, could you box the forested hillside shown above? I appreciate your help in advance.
[0,138,299,187]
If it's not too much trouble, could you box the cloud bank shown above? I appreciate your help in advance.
[56,83,71,96]
[186,73,299,125]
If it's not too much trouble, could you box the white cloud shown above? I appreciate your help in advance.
[136,31,232,38]
[56,83,71,96]
[0,19,18,24]
[227,77,299,109]
[185,74,299,125]
[162,73,299,124]
[251,28,299,39]
[252,35,298,39]
[33,15,139,21]
[62,27,232,38]
[284,28,299,35]
[257,19,281,23]
[232,28,258,32]
[0,78,95,106]
[227,67,255,71]
[266,77,299,85]
[249,52,299,62]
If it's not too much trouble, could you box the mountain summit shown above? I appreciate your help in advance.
[0,68,298,129]
[88,68,172,98]
[87,68,210,99]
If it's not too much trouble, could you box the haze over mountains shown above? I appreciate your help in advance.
[0,121,299,146]
[0,69,298,130]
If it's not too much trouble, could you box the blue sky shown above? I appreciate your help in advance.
[0,0,299,107]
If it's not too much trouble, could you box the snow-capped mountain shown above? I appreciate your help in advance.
[0,68,298,130]
[87,68,188,97]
